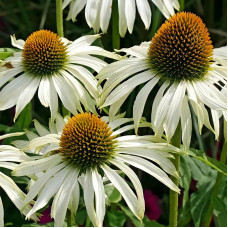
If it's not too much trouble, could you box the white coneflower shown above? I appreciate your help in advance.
[12,112,183,227]
[0,30,120,120]
[97,12,227,150]
[63,0,180,37]
[0,133,38,226]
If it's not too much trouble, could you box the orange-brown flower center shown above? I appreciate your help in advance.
[148,12,213,82]
[22,30,67,76]
[59,113,117,170]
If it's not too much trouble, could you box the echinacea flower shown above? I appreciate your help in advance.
[12,113,182,227]
[0,133,38,226]
[0,30,120,120]
[63,0,180,37]
[97,12,227,149]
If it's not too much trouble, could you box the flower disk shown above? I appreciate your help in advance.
[59,113,117,170]
[148,12,213,82]
[22,30,67,77]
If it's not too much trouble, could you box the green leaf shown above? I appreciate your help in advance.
[0,48,18,60]
[119,204,143,227]
[105,210,126,227]
[15,103,32,130]
[75,209,87,226]
[22,222,54,227]
[214,197,227,227]
[190,169,217,226]
[143,216,164,227]
[180,156,192,206]
[188,148,227,176]
[105,185,122,203]
[178,200,192,227]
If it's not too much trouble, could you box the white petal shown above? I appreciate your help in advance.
[118,0,128,37]
[163,0,175,16]
[92,169,106,227]
[125,0,136,34]
[12,154,62,176]
[83,170,98,227]
[0,197,3,227]
[66,0,87,21]
[14,76,40,121]
[85,0,99,28]
[52,169,79,227]
[211,109,221,140]
[23,162,67,210]
[62,0,72,9]
[102,164,141,219]
[102,70,153,107]
[180,96,192,150]
[133,76,159,133]
[0,132,24,140]
[10,35,25,49]
[68,176,80,214]
[34,120,50,136]
[100,0,112,33]
[52,74,78,114]
[151,0,171,19]
[163,82,186,141]
[110,159,145,219]
[117,154,180,192]
[151,80,170,130]
[0,66,23,88]
[0,74,33,111]
[68,34,101,51]
[136,0,151,29]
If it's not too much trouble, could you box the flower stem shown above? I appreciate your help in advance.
[204,132,227,226]
[112,0,120,50]
[56,0,64,37]
[180,0,185,11]
[169,123,181,227]
[85,215,91,227]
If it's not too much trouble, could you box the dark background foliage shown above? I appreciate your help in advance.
[0,0,227,227]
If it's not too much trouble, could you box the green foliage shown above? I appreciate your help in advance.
[179,155,227,227]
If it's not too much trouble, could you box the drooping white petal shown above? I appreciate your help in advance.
[12,154,63,176]
[68,175,80,214]
[163,82,186,141]
[66,0,87,21]
[211,109,221,140]
[62,0,72,9]
[52,169,79,227]
[100,0,112,33]
[0,197,3,227]
[136,0,152,29]
[111,159,145,219]
[180,96,192,150]
[125,0,136,34]
[151,0,171,19]
[102,164,141,219]
[0,73,33,111]
[85,0,99,28]
[118,0,128,37]
[102,70,153,107]
[23,162,67,210]
[133,76,159,133]
[14,76,40,121]
[116,147,177,177]
[83,170,98,227]
[52,74,79,114]
[0,66,23,88]
[27,166,72,219]
[117,154,180,192]
[151,81,170,130]
[163,0,175,16]
[0,132,24,140]
[92,169,106,227]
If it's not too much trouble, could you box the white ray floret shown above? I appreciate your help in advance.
[63,0,179,37]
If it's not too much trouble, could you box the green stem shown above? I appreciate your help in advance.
[56,0,64,37]
[203,140,227,226]
[169,123,182,227]
[179,0,185,12]
[112,0,120,50]
[149,10,162,39]
[66,210,72,227]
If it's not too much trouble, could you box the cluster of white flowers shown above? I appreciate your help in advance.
[0,1,226,227]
